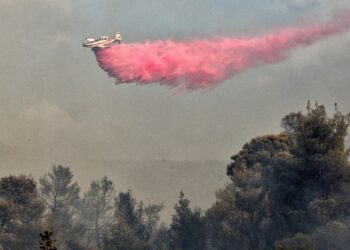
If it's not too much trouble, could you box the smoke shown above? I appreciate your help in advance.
[94,12,350,91]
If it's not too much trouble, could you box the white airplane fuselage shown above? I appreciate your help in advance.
[83,32,121,49]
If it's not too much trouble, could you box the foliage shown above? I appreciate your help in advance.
[39,165,87,250]
[39,230,57,250]
[0,175,44,249]
[150,223,171,250]
[274,233,315,250]
[39,165,81,216]
[169,191,207,250]
[207,102,350,249]
[311,221,350,250]
[103,190,163,250]
[81,176,115,249]
[0,102,349,250]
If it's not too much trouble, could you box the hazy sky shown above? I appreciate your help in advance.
[1,0,350,174]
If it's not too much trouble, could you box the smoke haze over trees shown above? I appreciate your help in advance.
[0,102,349,249]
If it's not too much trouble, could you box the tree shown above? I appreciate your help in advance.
[274,233,315,250]
[39,165,80,215]
[271,103,350,234]
[144,204,164,242]
[104,218,149,250]
[150,223,171,250]
[39,165,84,249]
[208,102,350,249]
[103,190,163,250]
[0,175,44,249]
[114,190,146,240]
[169,191,207,250]
[276,103,350,206]
[206,169,272,249]
[81,176,115,249]
[311,221,350,250]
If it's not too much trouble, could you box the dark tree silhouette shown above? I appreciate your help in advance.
[169,191,207,250]
[104,190,163,250]
[0,175,44,249]
[39,230,57,250]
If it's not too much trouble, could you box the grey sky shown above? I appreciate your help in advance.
[0,1,350,212]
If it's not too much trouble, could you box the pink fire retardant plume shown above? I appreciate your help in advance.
[94,12,350,90]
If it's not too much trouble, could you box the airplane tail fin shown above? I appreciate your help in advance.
[115,32,122,43]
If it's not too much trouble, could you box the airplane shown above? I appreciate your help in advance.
[82,32,122,49]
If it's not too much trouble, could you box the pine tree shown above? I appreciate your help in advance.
[81,176,115,249]
[169,191,207,250]
[103,190,163,250]
[39,165,85,249]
